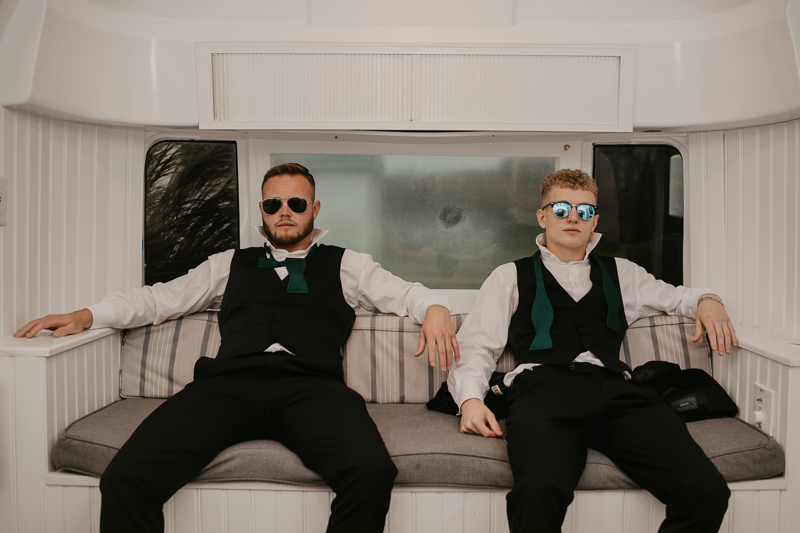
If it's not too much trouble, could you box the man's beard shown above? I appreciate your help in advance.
[263,218,314,248]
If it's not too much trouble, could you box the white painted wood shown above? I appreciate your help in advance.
[198,45,635,132]
[686,132,709,288]
[199,489,225,532]
[0,356,18,533]
[691,121,800,344]
[0,108,145,337]
[14,356,49,533]
[252,491,278,533]
[307,0,514,27]
[387,491,412,533]
[465,492,492,533]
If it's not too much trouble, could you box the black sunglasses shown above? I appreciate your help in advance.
[543,202,598,220]
[261,197,312,215]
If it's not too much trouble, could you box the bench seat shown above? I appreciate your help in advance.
[54,399,784,490]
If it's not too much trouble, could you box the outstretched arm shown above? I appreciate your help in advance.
[14,309,94,338]
[693,294,738,355]
[414,304,460,371]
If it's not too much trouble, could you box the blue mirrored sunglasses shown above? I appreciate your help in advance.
[543,201,597,220]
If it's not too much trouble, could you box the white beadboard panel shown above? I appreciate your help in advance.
[691,120,800,343]
[0,356,18,533]
[717,346,790,447]
[10,357,49,533]
[464,492,492,533]
[0,107,145,337]
[169,489,200,533]
[64,486,95,533]
[687,132,710,288]
[28,483,793,533]
[387,491,413,533]
[211,53,411,124]
[415,54,620,126]
[45,334,121,466]
[199,46,634,132]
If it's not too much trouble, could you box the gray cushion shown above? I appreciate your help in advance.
[54,400,784,489]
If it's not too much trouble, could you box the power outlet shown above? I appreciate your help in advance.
[753,383,775,435]
[0,174,6,226]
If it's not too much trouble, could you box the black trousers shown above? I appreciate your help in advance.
[504,364,730,533]
[99,367,397,533]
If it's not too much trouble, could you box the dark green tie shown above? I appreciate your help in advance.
[257,244,315,294]
[529,251,554,350]
[529,251,620,351]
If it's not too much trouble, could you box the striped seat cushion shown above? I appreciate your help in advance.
[120,312,710,401]
[120,312,221,398]
[623,314,711,374]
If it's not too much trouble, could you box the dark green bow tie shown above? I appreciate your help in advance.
[257,244,316,294]
[529,250,620,350]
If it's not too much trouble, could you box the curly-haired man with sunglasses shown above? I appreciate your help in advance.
[448,169,736,533]
[15,162,459,533]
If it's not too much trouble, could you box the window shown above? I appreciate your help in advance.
[272,154,556,289]
[144,141,239,285]
[592,145,684,286]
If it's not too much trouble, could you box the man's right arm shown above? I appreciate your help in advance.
[447,263,518,438]
[14,249,234,338]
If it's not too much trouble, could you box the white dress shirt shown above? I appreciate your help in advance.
[89,228,450,340]
[447,232,710,411]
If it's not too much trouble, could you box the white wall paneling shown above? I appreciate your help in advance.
[27,480,792,533]
[0,108,145,337]
[0,331,120,533]
[198,45,635,132]
[688,120,800,343]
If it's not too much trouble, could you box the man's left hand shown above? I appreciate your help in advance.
[415,305,460,371]
[693,294,738,355]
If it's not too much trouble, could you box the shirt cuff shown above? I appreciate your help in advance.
[87,302,117,329]
[455,381,489,414]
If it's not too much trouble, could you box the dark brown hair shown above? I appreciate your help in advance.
[261,163,315,198]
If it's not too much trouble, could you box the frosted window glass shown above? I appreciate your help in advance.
[272,154,556,288]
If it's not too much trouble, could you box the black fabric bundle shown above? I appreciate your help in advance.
[629,361,738,422]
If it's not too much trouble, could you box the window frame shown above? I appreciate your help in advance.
[249,131,583,311]
[139,131,693,312]
[143,132,251,285]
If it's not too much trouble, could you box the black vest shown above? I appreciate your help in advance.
[508,253,630,373]
[215,244,356,380]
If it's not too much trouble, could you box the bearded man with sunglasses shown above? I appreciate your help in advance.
[447,169,736,533]
[15,162,459,533]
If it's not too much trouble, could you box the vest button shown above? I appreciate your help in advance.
[276,316,283,321]
[569,364,576,370]
[278,299,284,305]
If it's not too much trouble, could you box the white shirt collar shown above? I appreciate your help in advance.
[535,231,603,266]
[255,226,329,261]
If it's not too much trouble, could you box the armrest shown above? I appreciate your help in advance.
[734,326,800,367]
[0,327,118,358]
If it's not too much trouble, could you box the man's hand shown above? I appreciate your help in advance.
[414,304,460,371]
[13,309,94,339]
[460,398,503,438]
[693,294,737,355]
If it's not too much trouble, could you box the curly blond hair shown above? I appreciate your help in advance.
[540,169,598,204]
